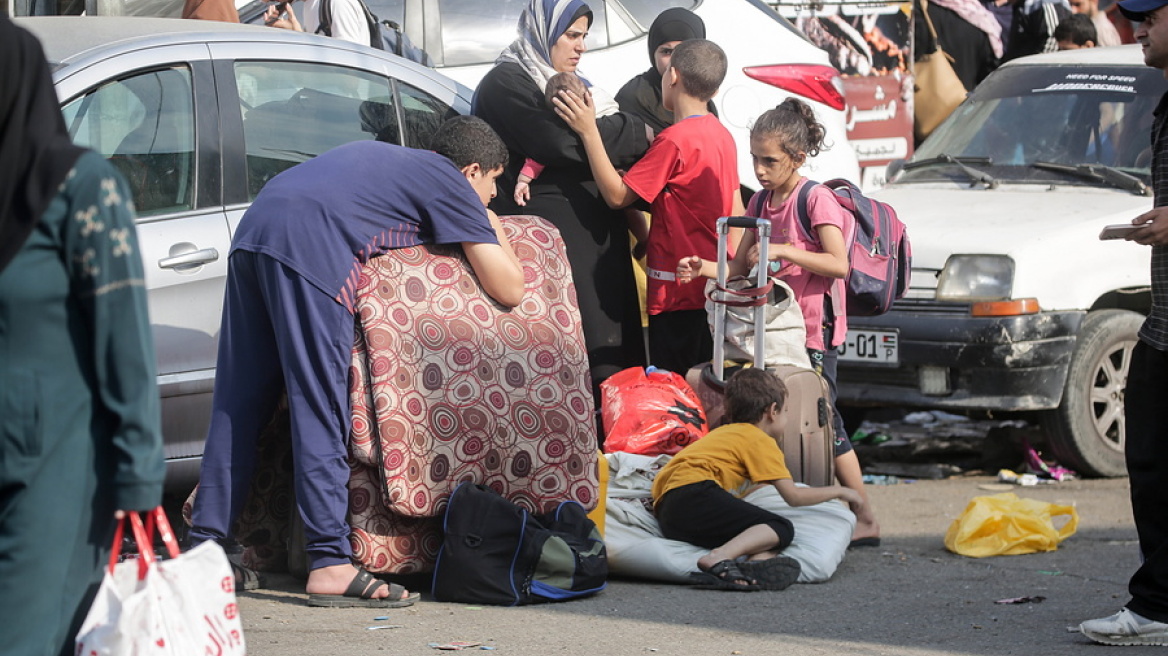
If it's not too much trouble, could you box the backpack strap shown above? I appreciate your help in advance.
[746,189,769,218]
[356,0,384,50]
[317,0,332,36]
[794,179,820,246]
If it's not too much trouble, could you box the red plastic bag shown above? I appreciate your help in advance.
[600,367,708,456]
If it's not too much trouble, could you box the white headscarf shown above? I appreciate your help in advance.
[496,0,619,116]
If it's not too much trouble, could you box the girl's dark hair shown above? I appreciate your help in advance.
[750,98,828,159]
[724,368,788,424]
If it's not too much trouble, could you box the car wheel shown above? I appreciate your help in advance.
[1039,309,1142,478]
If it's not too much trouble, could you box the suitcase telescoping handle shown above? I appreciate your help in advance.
[712,216,772,382]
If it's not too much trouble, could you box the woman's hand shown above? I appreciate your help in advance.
[552,89,598,137]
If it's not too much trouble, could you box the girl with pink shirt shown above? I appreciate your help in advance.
[676,98,880,546]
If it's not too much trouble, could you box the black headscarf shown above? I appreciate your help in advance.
[0,17,86,276]
[646,7,706,67]
[615,8,712,134]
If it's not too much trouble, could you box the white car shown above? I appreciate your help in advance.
[837,45,1165,478]
[363,0,862,188]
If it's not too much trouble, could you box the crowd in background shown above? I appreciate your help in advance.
[919,0,1134,95]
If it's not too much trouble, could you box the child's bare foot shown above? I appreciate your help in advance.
[850,515,881,547]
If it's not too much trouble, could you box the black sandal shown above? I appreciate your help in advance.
[227,555,263,591]
[307,566,421,608]
[690,559,760,591]
[741,556,801,590]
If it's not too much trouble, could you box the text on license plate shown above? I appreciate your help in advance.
[838,329,899,364]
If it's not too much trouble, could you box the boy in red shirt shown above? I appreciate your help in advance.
[555,38,744,374]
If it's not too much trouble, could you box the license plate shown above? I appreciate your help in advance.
[838,329,899,364]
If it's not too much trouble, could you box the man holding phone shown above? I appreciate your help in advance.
[263,0,371,47]
[1078,0,1168,645]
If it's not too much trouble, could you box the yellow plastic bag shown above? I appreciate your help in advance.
[944,493,1079,558]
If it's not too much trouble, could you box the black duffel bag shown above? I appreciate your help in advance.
[432,482,607,606]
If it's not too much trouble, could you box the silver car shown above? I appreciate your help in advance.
[19,16,472,490]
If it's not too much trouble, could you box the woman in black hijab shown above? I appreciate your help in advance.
[614,7,715,134]
[0,17,164,656]
[0,18,84,274]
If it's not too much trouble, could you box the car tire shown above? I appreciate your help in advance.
[1039,309,1142,478]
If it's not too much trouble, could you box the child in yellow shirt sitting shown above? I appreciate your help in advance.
[651,368,863,590]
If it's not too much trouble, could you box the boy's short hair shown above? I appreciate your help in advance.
[723,368,788,424]
[429,115,509,172]
[669,38,727,102]
[1054,13,1097,46]
[545,72,587,107]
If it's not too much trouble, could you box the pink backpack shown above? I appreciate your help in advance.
[749,179,911,316]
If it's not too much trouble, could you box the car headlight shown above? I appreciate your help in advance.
[935,255,1014,302]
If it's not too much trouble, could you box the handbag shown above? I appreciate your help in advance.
[705,274,811,370]
[600,366,709,456]
[913,0,968,141]
[76,508,246,656]
[943,493,1079,558]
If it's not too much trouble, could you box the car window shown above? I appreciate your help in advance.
[398,82,459,148]
[616,0,699,30]
[436,0,533,67]
[61,66,196,217]
[234,61,396,199]
[912,64,1168,182]
[436,0,624,67]
[365,0,405,26]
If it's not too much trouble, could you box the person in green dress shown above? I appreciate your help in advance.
[0,17,166,656]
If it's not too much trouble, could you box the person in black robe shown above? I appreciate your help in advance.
[915,0,1002,93]
[614,7,716,135]
[0,17,165,656]
[474,0,651,415]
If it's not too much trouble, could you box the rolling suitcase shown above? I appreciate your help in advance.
[685,216,836,487]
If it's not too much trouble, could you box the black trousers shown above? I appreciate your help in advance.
[655,481,795,552]
[1124,340,1168,622]
[648,309,712,376]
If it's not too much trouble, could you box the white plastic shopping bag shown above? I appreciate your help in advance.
[76,507,246,656]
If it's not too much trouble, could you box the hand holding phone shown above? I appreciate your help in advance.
[265,0,290,24]
[1099,223,1143,241]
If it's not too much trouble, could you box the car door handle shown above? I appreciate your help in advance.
[158,247,220,269]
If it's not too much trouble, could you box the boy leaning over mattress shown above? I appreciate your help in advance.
[650,368,864,591]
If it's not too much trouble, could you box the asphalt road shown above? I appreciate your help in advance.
[233,475,1138,656]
